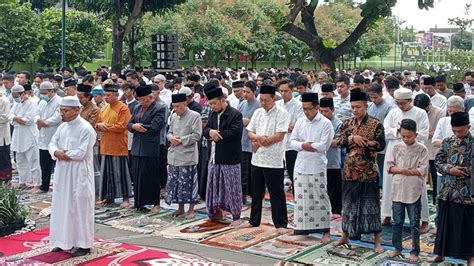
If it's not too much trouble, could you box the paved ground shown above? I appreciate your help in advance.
[32,212,279,265]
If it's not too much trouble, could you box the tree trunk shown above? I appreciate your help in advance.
[226,52,232,67]
[111,19,125,74]
[272,54,277,68]
[127,26,136,68]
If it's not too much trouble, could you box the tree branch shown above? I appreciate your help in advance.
[288,0,305,23]
[123,0,143,37]
[331,14,377,59]
[282,22,319,49]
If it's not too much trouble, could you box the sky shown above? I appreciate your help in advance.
[391,0,473,31]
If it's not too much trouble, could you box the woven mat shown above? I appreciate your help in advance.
[402,231,436,255]
[360,224,411,246]
[160,219,232,241]
[288,243,390,264]
[94,208,138,225]
[28,200,52,214]
[240,204,294,226]
[244,234,321,259]
[201,224,280,250]
[109,211,203,234]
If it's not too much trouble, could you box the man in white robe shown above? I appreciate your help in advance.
[381,88,431,233]
[8,84,40,190]
[49,96,96,257]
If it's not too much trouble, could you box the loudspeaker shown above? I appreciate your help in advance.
[151,33,178,69]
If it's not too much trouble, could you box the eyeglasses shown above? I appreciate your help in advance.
[303,107,316,113]
[59,108,74,114]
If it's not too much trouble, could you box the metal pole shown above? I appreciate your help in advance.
[61,0,66,68]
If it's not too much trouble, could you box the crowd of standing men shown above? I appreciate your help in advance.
[0,66,472,263]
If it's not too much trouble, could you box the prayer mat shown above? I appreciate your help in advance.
[94,208,136,225]
[109,211,203,234]
[240,204,294,225]
[28,200,52,214]
[402,231,436,255]
[244,234,321,259]
[288,242,390,264]
[160,219,232,241]
[360,224,411,245]
[0,227,214,265]
[201,224,280,250]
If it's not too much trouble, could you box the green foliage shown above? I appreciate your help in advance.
[38,8,109,68]
[316,2,392,60]
[20,0,58,12]
[451,31,473,50]
[414,50,474,85]
[0,186,28,226]
[0,2,45,71]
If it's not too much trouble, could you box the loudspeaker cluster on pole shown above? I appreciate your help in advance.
[151,33,179,69]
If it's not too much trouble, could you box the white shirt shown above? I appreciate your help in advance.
[311,83,321,94]
[36,95,62,150]
[8,98,39,153]
[49,116,96,250]
[0,96,10,146]
[247,104,290,168]
[433,115,474,142]
[276,98,303,151]
[290,112,334,174]
[384,106,430,145]
[160,88,172,108]
[227,93,240,109]
[428,92,447,110]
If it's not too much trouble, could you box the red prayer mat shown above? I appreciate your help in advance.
[0,227,214,265]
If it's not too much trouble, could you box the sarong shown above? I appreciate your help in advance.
[434,200,474,259]
[93,145,100,195]
[0,144,12,183]
[100,155,133,200]
[165,165,199,205]
[206,163,242,220]
[294,172,331,235]
[341,180,382,239]
[130,156,161,207]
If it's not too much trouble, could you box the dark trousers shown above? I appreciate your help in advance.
[429,160,437,203]
[327,168,342,215]
[392,198,421,256]
[249,166,288,228]
[39,149,54,192]
[241,152,252,196]
[285,150,297,195]
[377,153,385,188]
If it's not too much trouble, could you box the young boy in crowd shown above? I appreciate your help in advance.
[386,118,429,262]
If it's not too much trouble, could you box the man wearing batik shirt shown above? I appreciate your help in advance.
[335,88,386,253]
[290,93,334,242]
[428,112,474,266]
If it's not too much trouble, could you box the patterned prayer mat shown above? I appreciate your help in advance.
[244,234,322,259]
[94,207,137,225]
[240,204,294,226]
[160,219,233,241]
[360,224,412,246]
[109,211,204,234]
[402,231,436,255]
[201,224,280,250]
[0,227,215,265]
[288,242,390,264]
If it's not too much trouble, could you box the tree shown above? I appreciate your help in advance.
[277,0,435,76]
[20,0,58,12]
[38,8,109,68]
[451,31,472,50]
[72,0,185,73]
[0,1,45,71]
[448,3,473,51]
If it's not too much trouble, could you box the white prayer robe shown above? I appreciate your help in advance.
[49,116,96,250]
[428,92,447,110]
[8,98,40,186]
[381,106,430,221]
